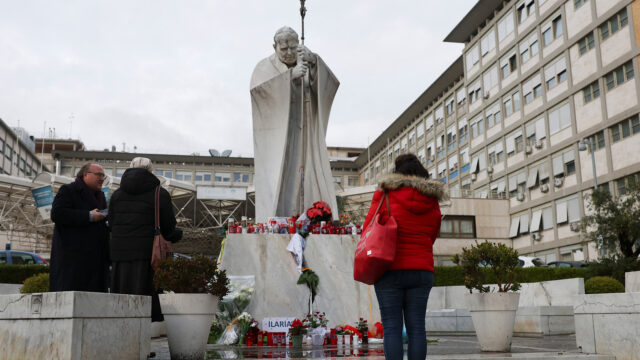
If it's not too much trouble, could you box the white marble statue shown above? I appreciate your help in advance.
[250,26,339,222]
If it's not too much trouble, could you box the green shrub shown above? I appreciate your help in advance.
[452,241,521,293]
[0,265,49,284]
[20,273,49,293]
[153,254,229,297]
[434,266,588,287]
[585,256,640,285]
[584,276,625,294]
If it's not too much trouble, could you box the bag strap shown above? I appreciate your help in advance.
[366,191,391,229]
[154,186,161,235]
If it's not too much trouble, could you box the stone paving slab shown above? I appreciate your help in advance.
[150,334,615,359]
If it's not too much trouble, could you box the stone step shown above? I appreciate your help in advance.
[428,353,615,360]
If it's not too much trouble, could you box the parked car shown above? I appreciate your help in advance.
[547,261,588,268]
[518,256,546,268]
[0,250,48,265]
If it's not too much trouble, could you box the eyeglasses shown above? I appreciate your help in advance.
[87,171,106,178]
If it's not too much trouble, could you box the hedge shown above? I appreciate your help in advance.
[0,265,49,284]
[433,266,588,287]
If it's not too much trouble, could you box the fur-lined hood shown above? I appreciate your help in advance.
[378,174,448,202]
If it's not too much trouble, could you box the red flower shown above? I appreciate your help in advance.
[291,319,304,328]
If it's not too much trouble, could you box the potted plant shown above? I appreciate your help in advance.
[302,311,328,346]
[289,318,306,347]
[153,254,229,359]
[452,241,521,352]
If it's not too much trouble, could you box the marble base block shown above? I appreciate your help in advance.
[426,309,474,334]
[514,306,575,336]
[0,283,22,295]
[0,292,151,360]
[625,271,640,293]
[574,293,640,359]
[220,234,380,327]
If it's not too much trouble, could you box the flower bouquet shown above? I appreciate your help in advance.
[356,318,369,344]
[303,312,328,346]
[289,318,306,347]
[236,312,253,346]
[306,201,332,224]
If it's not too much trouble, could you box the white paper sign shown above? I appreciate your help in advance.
[262,317,295,333]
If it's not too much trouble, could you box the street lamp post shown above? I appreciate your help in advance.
[578,138,597,189]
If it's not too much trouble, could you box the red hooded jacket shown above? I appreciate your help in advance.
[362,174,446,272]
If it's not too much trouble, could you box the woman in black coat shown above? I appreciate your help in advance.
[108,157,182,322]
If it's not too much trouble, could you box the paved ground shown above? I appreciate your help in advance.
[150,334,615,359]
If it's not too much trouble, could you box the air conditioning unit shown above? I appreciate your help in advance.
[535,139,544,149]
[516,192,525,201]
[554,177,564,188]
[471,173,477,181]
[531,232,541,241]
[540,183,549,193]
[483,92,490,100]
[525,145,533,154]
[486,166,494,174]
[429,155,435,161]
[569,222,581,232]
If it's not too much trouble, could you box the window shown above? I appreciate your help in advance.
[544,56,567,90]
[500,49,518,78]
[506,129,524,157]
[426,113,435,130]
[176,170,192,181]
[481,29,496,56]
[548,102,571,135]
[437,161,447,182]
[458,119,469,143]
[605,60,634,91]
[552,149,575,177]
[195,171,212,182]
[417,123,425,140]
[610,115,640,143]
[508,171,527,197]
[485,102,502,129]
[348,176,359,187]
[523,73,542,104]
[488,140,504,165]
[409,130,416,146]
[456,87,466,107]
[528,161,550,188]
[4,144,11,159]
[574,0,588,9]
[426,142,435,163]
[519,32,539,64]
[460,147,470,172]
[436,133,445,158]
[531,206,554,232]
[615,172,640,195]
[517,0,536,24]
[497,11,515,41]
[215,172,231,182]
[482,65,499,93]
[577,32,595,55]
[582,80,600,103]
[465,44,480,70]
[401,137,408,152]
[470,152,487,174]
[525,117,546,146]
[448,155,459,179]
[503,89,521,117]
[470,116,484,138]
[600,8,628,41]
[439,216,476,238]
[587,130,606,150]
[445,97,455,115]
[556,196,580,224]
[543,14,563,46]
[435,106,444,124]
[447,126,457,150]
[468,80,482,104]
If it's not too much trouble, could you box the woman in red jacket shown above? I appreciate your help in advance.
[362,153,446,360]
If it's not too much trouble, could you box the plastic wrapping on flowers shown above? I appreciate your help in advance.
[209,275,256,345]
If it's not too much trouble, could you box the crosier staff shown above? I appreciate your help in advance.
[298,0,311,216]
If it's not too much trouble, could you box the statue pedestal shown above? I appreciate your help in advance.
[219,234,380,327]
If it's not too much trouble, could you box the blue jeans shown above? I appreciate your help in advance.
[374,270,434,360]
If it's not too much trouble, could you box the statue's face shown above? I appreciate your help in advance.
[274,36,298,66]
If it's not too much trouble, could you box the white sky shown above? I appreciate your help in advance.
[0,0,476,157]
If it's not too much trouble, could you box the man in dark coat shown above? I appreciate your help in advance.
[109,157,182,322]
[49,163,109,292]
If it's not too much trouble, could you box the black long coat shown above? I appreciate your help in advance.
[49,178,109,292]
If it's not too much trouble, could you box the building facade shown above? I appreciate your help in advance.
[356,0,640,263]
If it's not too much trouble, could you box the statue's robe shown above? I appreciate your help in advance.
[250,53,339,223]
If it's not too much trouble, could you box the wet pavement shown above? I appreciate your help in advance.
[150,334,614,359]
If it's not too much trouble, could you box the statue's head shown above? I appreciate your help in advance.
[273,26,299,67]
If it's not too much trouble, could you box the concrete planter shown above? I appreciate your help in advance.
[159,293,219,360]
[466,292,520,352]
